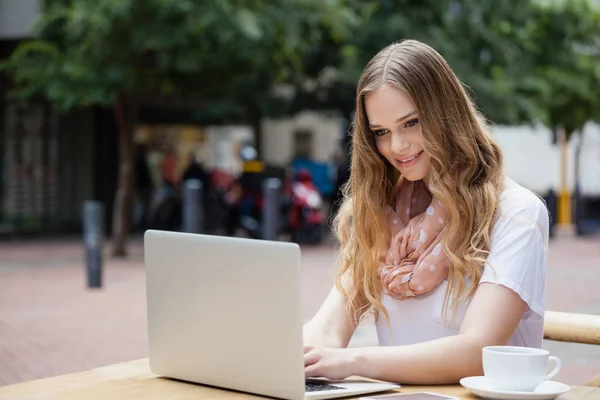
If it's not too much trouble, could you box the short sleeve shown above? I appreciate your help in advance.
[479,192,549,317]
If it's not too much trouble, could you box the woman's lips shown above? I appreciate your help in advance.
[396,151,423,168]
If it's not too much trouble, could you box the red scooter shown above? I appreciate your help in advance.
[288,169,326,245]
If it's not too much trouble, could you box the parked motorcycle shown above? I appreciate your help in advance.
[288,169,326,245]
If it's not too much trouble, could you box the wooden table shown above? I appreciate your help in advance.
[0,359,598,400]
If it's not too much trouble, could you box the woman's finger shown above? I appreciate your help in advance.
[305,363,324,378]
[304,349,320,366]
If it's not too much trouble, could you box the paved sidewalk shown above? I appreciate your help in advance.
[0,228,599,387]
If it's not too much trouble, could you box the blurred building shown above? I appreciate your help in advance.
[493,123,600,196]
[0,0,119,236]
[0,0,39,39]
[261,111,347,166]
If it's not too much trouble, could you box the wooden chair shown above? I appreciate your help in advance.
[544,310,600,387]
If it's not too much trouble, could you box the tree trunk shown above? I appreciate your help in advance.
[112,96,135,257]
[574,130,583,190]
[573,129,584,233]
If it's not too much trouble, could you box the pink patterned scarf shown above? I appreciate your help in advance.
[377,179,449,298]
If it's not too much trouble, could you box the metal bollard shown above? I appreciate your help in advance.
[574,181,583,236]
[83,201,104,288]
[546,189,556,239]
[262,177,281,241]
[182,179,203,233]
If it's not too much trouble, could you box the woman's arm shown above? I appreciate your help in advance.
[303,285,358,349]
[305,282,528,383]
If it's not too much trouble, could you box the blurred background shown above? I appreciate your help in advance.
[0,0,599,389]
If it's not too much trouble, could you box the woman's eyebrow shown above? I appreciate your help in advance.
[369,110,417,129]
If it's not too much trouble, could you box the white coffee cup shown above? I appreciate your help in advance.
[482,346,561,392]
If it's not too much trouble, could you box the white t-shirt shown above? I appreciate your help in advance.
[375,177,549,348]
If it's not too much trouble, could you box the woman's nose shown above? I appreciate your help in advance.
[390,131,410,155]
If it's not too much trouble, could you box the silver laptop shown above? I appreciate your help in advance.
[144,230,400,400]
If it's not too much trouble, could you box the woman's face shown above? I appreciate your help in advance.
[364,84,432,183]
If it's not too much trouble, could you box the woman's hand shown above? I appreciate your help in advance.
[304,345,358,380]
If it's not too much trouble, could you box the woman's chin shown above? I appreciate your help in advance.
[399,170,428,182]
[394,157,431,182]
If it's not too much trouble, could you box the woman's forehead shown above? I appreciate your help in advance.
[364,85,416,127]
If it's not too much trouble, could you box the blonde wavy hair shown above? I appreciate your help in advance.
[333,39,505,325]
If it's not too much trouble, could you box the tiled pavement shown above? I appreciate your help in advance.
[0,228,599,387]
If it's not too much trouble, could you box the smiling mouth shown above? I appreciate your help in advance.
[398,153,420,162]
[396,151,423,167]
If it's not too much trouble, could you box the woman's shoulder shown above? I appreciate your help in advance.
[480,178,549,319]
[495,177,550,238]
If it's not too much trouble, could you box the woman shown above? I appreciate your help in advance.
[303,39,549,384]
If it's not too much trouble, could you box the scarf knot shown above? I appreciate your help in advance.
[377,179,449,299]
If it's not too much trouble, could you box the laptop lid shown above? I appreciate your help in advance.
[144,230,306,400]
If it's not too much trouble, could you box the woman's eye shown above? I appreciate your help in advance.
[372,129,388,137]
[405,118,419,128]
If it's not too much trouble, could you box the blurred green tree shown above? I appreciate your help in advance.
[513,0,600,224]
[276,0,600,188]
[1,0,350,256]
[517,0,600,150]
[267,0,548,141]
[271,0,544,124]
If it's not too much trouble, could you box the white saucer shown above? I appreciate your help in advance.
[459,376,570,400]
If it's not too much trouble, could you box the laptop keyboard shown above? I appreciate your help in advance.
[305,380,346,392]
